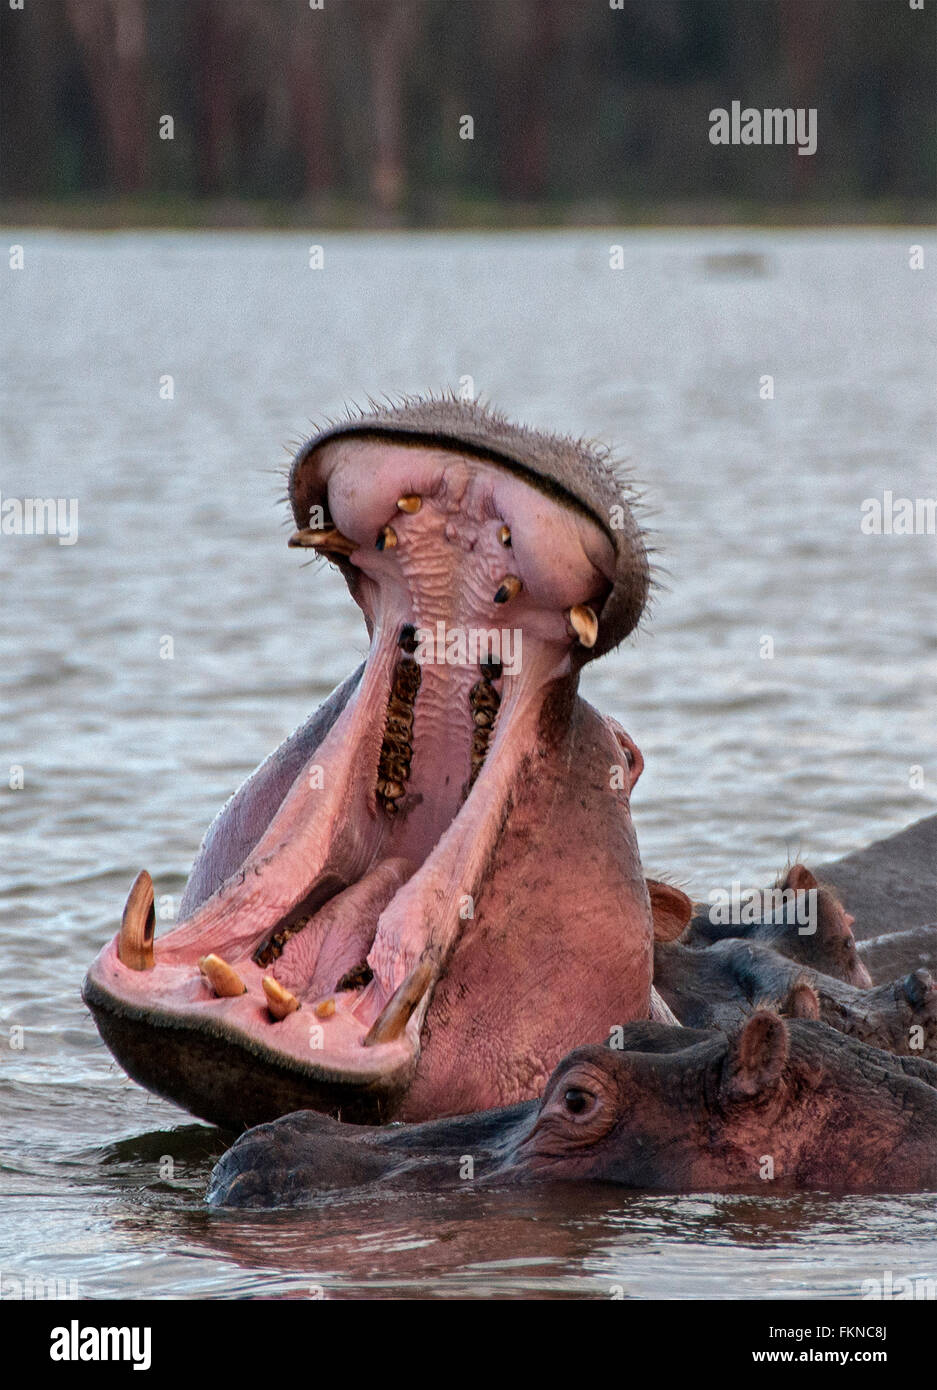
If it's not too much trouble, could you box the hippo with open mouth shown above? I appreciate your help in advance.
[206,1013,937,1205]
[84,397,657,1128]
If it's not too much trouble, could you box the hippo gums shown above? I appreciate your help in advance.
[83,397,656,1128]
[207,1014,937,1206]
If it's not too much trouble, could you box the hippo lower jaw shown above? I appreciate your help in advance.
[84,429,653,1129]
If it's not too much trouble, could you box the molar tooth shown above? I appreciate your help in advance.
[363,957,435,1046]
[494,575,522,605]
[263,976,300,1020]
[288,526,357,556]
[568,603,598,648]
[396,495,422,514]
[498,524,511,546]
[376,525,398,551]
[118,870,155,971]
[198,954,247,998]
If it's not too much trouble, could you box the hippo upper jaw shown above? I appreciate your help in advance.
[84,419,653,1130]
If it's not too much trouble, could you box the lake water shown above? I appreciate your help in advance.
[1,229,934,1299]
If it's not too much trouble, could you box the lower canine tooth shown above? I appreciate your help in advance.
[363,957,435,1046]
[568,603,598,648]
[288,526,357,557]
[494,575,522,605]
[263,976,300,1020]
[198,954,246,998]
[118,870,155,971]
[396,495,422,514]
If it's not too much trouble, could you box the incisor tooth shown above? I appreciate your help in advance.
[396,495,422,514]
[493,575,522,605]
[198,954,246,998]
[263,976,300,1020]
[118,870,155,971]
[568,603,598,648]
[498,524,511,546]
[288,526,357,556]
[315,998,336,1019]
[363,957,434,1046]
[376,525,398,551]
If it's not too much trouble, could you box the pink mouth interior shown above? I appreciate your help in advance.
[92,444,616,1082]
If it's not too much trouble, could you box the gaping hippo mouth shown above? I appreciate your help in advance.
[84,398,651,1129]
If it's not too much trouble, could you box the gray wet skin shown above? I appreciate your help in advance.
[206,1016,937,1207]
[206,817,937,1205]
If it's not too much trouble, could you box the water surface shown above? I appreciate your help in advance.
[1,230,934,1298]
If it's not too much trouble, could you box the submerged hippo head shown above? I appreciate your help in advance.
[207,1016,937,1206]
[84,397,654,1128]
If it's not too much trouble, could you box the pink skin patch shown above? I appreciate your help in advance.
[85,444,651,1122]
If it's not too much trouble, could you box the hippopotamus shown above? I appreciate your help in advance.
[83,397,658,1128]
[648,876,936,1057]
[680,865,873,986]
[206,1013,937,1206]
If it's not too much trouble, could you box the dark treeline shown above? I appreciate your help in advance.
[1,0,934,222]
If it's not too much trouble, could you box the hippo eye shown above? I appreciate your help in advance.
[563,1086,594,1116]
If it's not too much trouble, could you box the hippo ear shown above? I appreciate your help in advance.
[725,1011,789,1100]
[784,979,820,1020]
[647,880,693,942]
[783,863,817,893]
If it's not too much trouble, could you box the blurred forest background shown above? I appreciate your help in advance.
[1,0,934,226]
